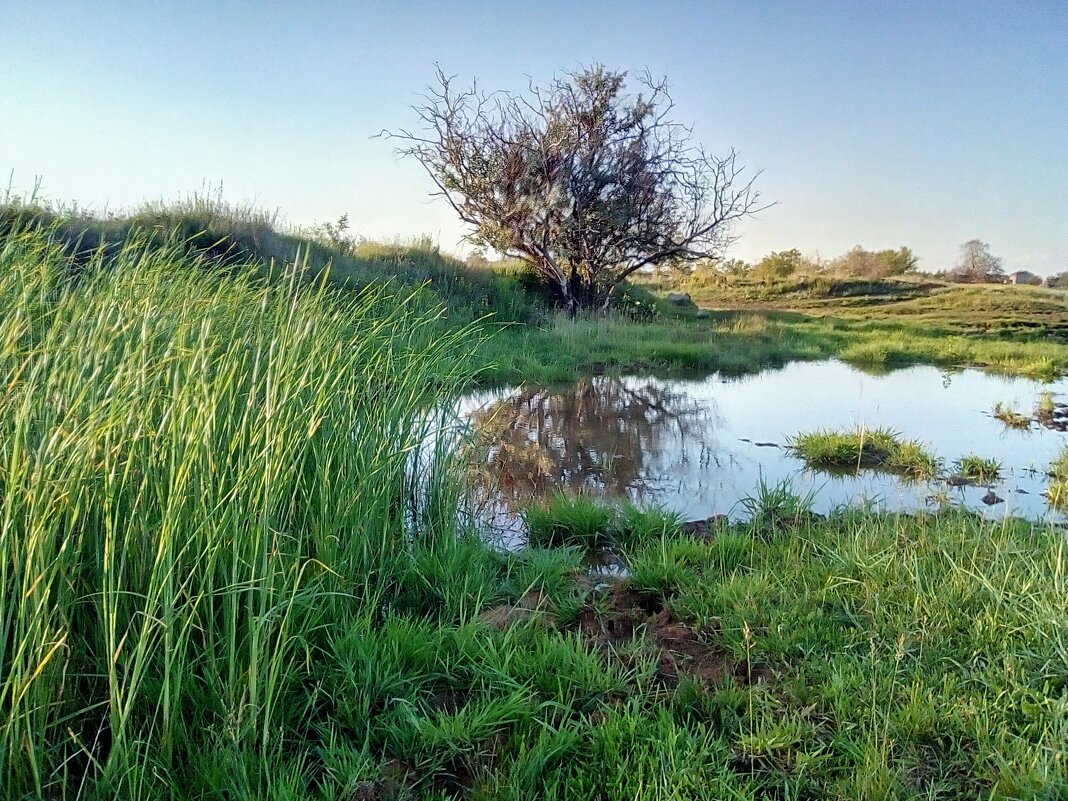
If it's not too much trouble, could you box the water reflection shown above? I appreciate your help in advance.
[455,360,1068,533]
[466,378,710,509]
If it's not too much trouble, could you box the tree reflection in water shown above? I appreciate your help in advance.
[465,377,712,514]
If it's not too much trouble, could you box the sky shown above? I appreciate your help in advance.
[2,1,1066,274]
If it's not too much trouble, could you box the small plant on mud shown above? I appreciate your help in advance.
[788,427,938,478]
[955,455,1002,482]
[1046,446,1068,509]
[992,402,1032,429]
[1035,391,1056,421]
[738,477,819,534]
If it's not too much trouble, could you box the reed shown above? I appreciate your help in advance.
[0,220,470,797]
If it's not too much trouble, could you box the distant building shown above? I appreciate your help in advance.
[1008,270,1042,286]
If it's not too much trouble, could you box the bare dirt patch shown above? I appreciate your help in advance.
[575,583,747,688]
[477,590,553,630]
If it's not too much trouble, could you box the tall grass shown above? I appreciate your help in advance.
[0,221,470,797]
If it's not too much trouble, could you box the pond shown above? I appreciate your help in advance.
[446,360,1067,544]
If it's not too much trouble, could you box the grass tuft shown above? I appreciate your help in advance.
[788,427,939,478]
[522,494,682,551]
[1036,390,1057,420]
[955,454,1002,482]
[1046,446,1068,509]
[992,401,1033,429]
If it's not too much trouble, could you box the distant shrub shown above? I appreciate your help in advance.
[752,249,806,283]
[613,282,661,321]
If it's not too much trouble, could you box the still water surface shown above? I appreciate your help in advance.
[450,360,1067,540]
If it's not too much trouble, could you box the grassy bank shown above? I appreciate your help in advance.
[640,269,1068,338]
[477,308,1067,385]
[495,495,1068,797]
[3,214,1068,798]
[7,199,1065,386]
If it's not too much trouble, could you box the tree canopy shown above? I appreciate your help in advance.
[949,239,1004,283]
[389,66,764,313]
[828,246,918,278]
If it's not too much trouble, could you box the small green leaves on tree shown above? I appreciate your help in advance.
[829,245,917,278]
[753,249,804,282]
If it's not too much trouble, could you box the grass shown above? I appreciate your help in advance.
[1046,447,1068,509]
[1036,391,1057,420]
[955,454,1003,482]
[644,267,1068,338]
[0,220,474,797]
[4,199,1068,798]
[788,427,939,478]
[7,198,1066,386]
[460,491,1068,797]
[476,306,1067,386]
[738,476,821,535]
[522,494,681,551]
[993,401,1033,429]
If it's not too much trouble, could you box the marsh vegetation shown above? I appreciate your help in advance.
[2,199,1067,798]
[455,361,1068,529]
[787,428,939,478]
[954,455,1003,483]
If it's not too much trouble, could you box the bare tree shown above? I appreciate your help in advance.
[387,66,766,314]
[949,239,1005,283]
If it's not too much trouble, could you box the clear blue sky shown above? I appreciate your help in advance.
[2,1,1066,273]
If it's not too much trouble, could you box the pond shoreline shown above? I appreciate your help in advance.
[450,359,1068,536]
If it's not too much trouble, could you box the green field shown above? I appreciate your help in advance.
[2,205,1067,798]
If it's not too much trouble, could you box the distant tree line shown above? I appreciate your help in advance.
[676,245,919,282]
[677,239,1064,288]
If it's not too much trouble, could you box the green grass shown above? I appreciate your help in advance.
[788,427,939,478]
[645,267,1068,338]
[324,496,1068,799]
[7,198,1066,386]
[993,401,1033,429]
[0,220,475,797]
[1047,447,1068,509]
[475,307,1067,386]
[522,494,681,551]
[955,454,1003,482]
[614,507,1068,797]
[5,200,1068,798]
[384,506,1068,797]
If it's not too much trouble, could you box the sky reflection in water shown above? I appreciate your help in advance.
[453,360,1068,539]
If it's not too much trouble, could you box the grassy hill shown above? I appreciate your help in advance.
[4,199,1067,388]
[638,269,1068,338]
